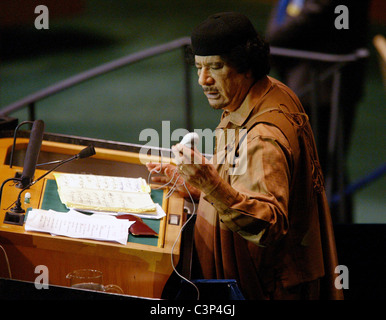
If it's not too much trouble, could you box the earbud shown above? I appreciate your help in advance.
[180,132,199,148]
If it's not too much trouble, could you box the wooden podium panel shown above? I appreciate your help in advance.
[0,136,185,298]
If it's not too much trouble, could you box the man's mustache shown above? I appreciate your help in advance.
[202,87,219,93]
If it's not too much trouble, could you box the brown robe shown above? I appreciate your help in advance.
[193,76,343,300]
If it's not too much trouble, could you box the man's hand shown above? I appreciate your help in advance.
[172,144,222,196]
[146,162,201,201]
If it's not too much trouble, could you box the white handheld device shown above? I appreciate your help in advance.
[179,132,199,148]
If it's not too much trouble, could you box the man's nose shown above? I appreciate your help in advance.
[198,68,214,86]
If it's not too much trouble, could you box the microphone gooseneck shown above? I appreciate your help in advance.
[20,120,45,188]
[31,145,96,187]
[5,145,96,219]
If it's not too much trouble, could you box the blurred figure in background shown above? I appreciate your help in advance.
[266,0,371,221]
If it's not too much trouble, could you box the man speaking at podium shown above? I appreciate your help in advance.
[147,12,343,300]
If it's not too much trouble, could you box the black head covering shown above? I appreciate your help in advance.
[191,12,258,56]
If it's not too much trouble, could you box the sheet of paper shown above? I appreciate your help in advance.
[121,203,167,219]
[57,188,157,213]
[25,209,134,245]
[75,203,167,220]
[53,173,157,213]
[54,173,151,193]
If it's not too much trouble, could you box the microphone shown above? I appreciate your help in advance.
[30,145,96,186]
[19,120,45,188]
[35,145,96,168]
[3,145,96,225]
[76,145,96,159]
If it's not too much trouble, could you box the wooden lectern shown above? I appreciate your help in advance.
[0,131,186,298]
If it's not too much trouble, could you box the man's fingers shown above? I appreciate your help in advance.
[146,162,160,170]
[151,176,169,184]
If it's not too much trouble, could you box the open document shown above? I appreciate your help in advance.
[53,173,157,214]
[25,209,133,245]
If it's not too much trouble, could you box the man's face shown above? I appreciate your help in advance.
[195,55,253,112]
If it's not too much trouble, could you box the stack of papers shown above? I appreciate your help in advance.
[25,209,133,245]
[54,173,158,214]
